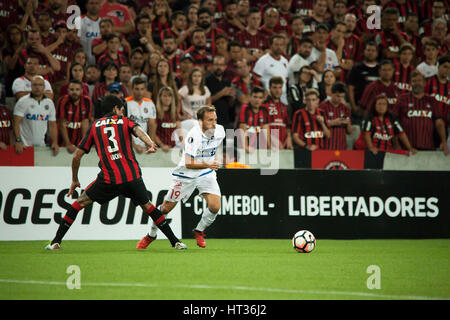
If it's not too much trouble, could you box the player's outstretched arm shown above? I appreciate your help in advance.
[185,154,220,171]
[133,125,158,153]
[68,148,85,197]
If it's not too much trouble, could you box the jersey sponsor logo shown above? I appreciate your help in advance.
[407,110,432,118]
[0,120,11,128]
[161,122,177,129]
[432,94,449,104]
[67,122,81,129]
[373,132,392,141]
[26,114,49,121]
[304,131,324,139]
[84,31,99,38]
[95,118,124,127]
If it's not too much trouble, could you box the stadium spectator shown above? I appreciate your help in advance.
[320,82,352,150]
[360,60,399,116]
[0,104,13,149]
[287,65,320,114]
[264,76,293,150]
[77,0,101,65]
[17,28,61,79]
[327,22,348,64]
[416,41,440,78]
[3,25,26,99]
[36,11,56,47]
[197,7,226,56]
[125,77,156,154]
[39,0,68,26]
[393,43,415,94]
[237,0,250,27]
[287,38,316,85]
[12,76,59,155]
[206,55,236,128]
[92,62,127,105]
[59,63,90,98]
[394,71,449,154]
[253,34,289,105]
[186,4,199,30]
[0,0,37,33]
[56,80,92,154]
[326,0,347,30]
[347,41,380,125]
[362,95,417,155]
[291,88,330,150]
[179,68,211,121]
[382,0,418,29]
[218,0,246,39]
[420,0,448,37]
[161,11,189,51]
[224,41,244,82]
[302,0,329,35]
[92,18,130,63]
[150,86,182,151]
[235,7,267,63]
[231,58,262,107]
[184,28,214,73]
[150,0,171,46]
[215,34,230,62]
[238,86,270,152]
[176,53,195,86]
[12,56,53,101]
[318,69,337,102]
[421,18,449,59]
[375,7,408,60]
[310,23,339,79]
[340,17,363,82]
[99,0,135,36]
[85,65,101,98]
[351,0,378,44]
[277,0,293,33]
[258,7,280,42]
[286,15,305,57]
[97,33,129,70]
[147,51,162,79]
[127,14,157,54]
[129,48,148,83]
[119,64,133,94]
[403,13,423,63]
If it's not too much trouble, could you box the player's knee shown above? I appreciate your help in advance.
[208,203,220,214]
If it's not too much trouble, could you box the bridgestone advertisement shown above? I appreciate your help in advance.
[181,170,450,239]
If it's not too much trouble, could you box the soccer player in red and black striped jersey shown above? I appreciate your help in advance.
[238,86,270,152]
[393,71,449,154]
[360,60,400,116]
[0,105,13,149]
[264,76,293,149]
[425,56,450,130]
[393,43,415,94]
[292,88,330,150]
[57,80,93,153]
[320,82,352,150]
[46,95,187,251]
[363,95,417,155]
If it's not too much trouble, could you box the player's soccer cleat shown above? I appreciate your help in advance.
[193,230,206,248]
[174,242,187,250]
[136,234,156,249]
[45,243,61,250]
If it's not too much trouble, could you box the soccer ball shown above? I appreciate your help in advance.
[292,230,316,253]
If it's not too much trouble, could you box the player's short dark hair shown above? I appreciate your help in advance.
[251,86,265,95]
[101,95,125,115]
[132,77,147,88]
[331,82,347,94]
[197,105,217,120]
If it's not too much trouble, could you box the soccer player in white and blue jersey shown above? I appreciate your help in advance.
[137,106,225,249]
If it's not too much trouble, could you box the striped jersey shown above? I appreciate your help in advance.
[292,108,327,149]
[362,114,404,152]
[263,97,290,144]
[239,104,270,149]
[78,115,141,184]
[393,62,414,94]
[393,93,442,150]
[56,95,93,146]
[320,101,351,150]
[156,110,179,147]
[360,80,399,112]
[425,75,449,128]
[0,105,12,145]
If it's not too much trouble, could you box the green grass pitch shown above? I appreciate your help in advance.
[0,239,449,300]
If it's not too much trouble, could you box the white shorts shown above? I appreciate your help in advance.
[164,171,221,203]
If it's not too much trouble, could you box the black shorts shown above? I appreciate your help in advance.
[85,178,150,206]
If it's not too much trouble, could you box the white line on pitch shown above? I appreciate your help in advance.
[0,279,448,300]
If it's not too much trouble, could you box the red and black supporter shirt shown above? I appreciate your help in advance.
[183,46,213,70]
[78,115,142,184]
[292,108,327,149]
[156,110,179,148]
[382,0,418,27]
[0,105,12,145]
[97,52,128,70]
[360,80,399,112]
[236,29,268,52]
[320,101,351,150]
[362,113,405,152]
[17,48,50,79]
[393,93,443,150]
[57,95,93,146]
[393,61,414,94]
[263,96,290,144]
[239,104,270,148]
[425,75,450,128]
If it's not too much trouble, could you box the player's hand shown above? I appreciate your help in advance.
[145,142,158,154]
[208,160,220,171]
[67,181,81,197]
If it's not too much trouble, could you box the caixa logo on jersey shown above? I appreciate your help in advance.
[288,195,439,218]
[0,188,169,225]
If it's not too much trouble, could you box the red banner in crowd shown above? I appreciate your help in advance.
[0,146,34,166]
[311,150,365,170]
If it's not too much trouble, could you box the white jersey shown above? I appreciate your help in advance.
[77,15,101,65]
[416,62,438,79]
[125,97,156,146]
[173,122,225,179]
[12,76,53,95]
[310,47,339,81]
[13,94,56,146]
[253,53,289,105]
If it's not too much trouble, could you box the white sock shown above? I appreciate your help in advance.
[149,205,164,238]
[195,207,218,232]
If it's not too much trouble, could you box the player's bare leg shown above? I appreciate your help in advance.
[137,200,178,249]
[139,202,186,250]
[45,192,93,250]
[193,193,221,248]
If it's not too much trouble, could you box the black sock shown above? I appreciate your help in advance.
[146,205,179,246]
[51,202,82,245]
